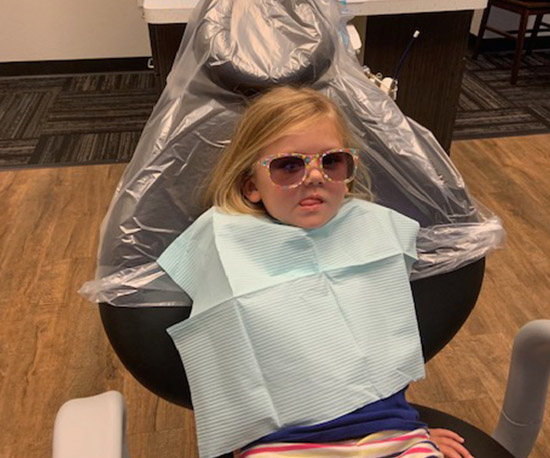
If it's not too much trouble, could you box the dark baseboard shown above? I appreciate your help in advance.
[468,32,550,52]
[0,57,153,77]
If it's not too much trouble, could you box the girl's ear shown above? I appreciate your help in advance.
[243,177,261,203]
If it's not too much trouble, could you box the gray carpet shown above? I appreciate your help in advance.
[0,72,157,168]
[0,51,549,169]
[454,50,550,140]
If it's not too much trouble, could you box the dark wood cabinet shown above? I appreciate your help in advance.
[364,11,473,152]
[148,23,186,92]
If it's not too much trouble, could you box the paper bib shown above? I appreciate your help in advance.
[158,199,425,457]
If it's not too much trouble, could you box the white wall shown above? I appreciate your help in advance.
[2,2,547,64]
[0,0,151,63]
[471,9,484,34]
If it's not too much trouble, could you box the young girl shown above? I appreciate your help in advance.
[157,86,472,458]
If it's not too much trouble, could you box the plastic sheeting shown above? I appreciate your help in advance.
[80,0,505,307]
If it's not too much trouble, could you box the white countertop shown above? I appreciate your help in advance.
[143,0,487,24]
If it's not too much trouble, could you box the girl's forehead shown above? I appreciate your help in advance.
[260,119,344,156]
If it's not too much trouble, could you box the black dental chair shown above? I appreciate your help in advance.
[100,257,515,457]
[91,0,515,456]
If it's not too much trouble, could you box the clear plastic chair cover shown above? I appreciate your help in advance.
[80,0,505,307]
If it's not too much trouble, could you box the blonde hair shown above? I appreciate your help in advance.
[203,86,373,214]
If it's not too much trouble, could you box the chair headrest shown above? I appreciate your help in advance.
[194,0,335,94]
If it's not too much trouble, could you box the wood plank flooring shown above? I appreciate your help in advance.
[1,134,549,458]
[407,134,550,458]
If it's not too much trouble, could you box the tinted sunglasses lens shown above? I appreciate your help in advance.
[269,156,305,186]
[322,152,355,181]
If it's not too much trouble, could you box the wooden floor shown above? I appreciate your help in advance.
[1,134,549,458]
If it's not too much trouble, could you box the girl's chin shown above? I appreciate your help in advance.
[266,205,338,229]
[291,212,335,229]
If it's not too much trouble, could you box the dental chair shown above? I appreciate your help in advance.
[64,0,548,457]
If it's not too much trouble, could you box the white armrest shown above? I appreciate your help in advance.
[53,391,129,458]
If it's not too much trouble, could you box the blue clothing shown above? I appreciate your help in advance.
[245,387,425,449]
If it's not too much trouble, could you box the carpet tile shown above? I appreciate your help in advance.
[31,131,142,165]
[0,52,548,168]
[454,50,550,140]
[0,139,37,166]
[453,108,549,140]
[42,93,156,135]
[0,71,156,169]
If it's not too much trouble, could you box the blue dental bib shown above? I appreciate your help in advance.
[158,198,425,458]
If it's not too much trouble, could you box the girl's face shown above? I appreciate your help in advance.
[244,119,349,229]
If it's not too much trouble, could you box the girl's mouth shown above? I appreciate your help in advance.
[299,197,323,208]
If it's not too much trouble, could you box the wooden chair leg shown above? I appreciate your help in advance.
[472,4,492,60]
[526,14,544,55]
[511,11,529,85]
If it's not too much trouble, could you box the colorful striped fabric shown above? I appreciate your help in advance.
[238,428,443,458]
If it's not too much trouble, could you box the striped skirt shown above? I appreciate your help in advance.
[238,428,443,458]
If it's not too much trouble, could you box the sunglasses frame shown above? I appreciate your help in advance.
[254,148,360,189]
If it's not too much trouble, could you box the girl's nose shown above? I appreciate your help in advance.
[303,164,325,186]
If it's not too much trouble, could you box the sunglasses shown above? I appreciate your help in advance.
[254,148,360,189]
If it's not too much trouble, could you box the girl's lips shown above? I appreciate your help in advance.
[299,197,323,207]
